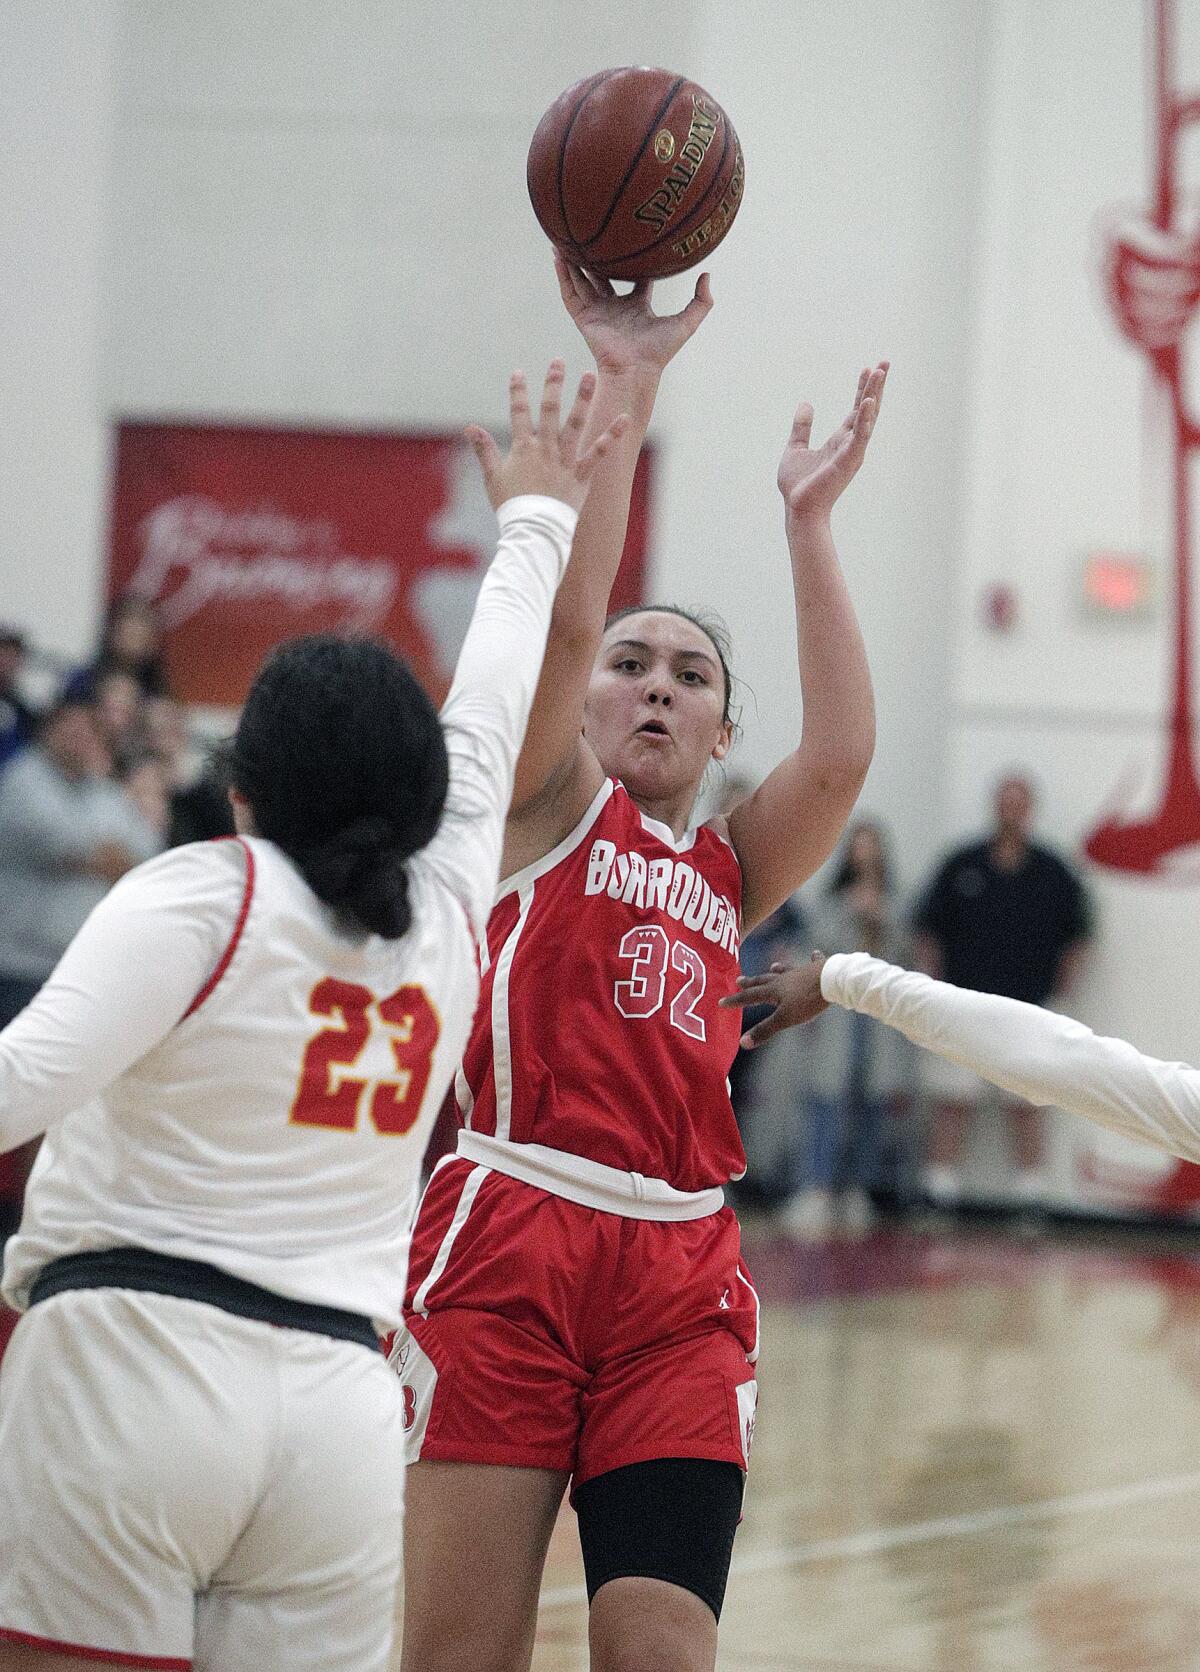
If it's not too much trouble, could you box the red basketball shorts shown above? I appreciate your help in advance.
[390,1157,759,1494]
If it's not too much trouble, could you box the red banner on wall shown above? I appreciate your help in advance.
[108,421,654,707]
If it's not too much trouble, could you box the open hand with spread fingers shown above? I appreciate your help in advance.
[554,254,714,380]
[719,953,831,1049]
[465,360,630,515]
[778,362,889,524]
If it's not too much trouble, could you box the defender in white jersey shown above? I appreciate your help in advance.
[0,364,627,1672]
[723,951,1200,1171]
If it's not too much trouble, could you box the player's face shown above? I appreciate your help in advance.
[585,612,731,803]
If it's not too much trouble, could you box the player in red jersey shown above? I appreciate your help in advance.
[393,263,887,1672]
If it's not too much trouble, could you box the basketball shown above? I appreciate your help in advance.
[527,66,745,282]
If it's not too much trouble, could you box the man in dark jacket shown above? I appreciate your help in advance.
[913,773,1093,1208]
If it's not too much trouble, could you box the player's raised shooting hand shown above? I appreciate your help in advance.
[778,363,888,525]
[719,953,830,1049]
[554,254,713,378]
[466,361,630,515]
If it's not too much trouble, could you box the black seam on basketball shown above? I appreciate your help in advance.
[578,77,686,251]
[556,69,621,250]
[607,124,736,270]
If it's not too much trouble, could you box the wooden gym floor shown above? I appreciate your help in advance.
[517,1222,1200,1671]
[5,1220,1200,1668]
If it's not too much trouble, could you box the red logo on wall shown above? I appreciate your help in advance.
[1086,0,1200,873]
[108,421,654,707]
[1080,0,1200,1212]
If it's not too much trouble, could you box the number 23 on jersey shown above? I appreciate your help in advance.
[290,977,440,1135]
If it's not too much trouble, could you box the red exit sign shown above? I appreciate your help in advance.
[1082,551,1155,616]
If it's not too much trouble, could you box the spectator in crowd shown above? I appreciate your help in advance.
[0,628,40,773]
[116,750,173,845]
[0,697,163,1227]
[716,775,761,1121]
[781,818,914,1239]
[913,772,1093,1208]
[713,773,812,1210]
[93,668,147,763]
[143,696,236,846]
[728,888,811,1211]
[63,594,169,703]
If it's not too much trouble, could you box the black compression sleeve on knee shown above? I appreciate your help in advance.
[574,1457,745,1622]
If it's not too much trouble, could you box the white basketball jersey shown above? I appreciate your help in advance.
[0,494,578,1329]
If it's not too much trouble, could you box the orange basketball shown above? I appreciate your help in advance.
[527,67,745,282]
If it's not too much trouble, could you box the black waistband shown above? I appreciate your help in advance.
[28,1247,380,1353]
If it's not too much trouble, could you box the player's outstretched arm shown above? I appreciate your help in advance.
[720,954,832,1049]
[727,366,886,931]
[0,844,245,1153]
[503,259,713,864]
[721,952,1200,1166]
[431,363,628,935]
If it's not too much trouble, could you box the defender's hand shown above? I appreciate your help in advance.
[719,953,830,1048]
[466,361,630,513]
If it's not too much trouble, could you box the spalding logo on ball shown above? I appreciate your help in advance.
[527,66,744,282]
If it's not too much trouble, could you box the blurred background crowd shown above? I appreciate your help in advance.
[0,599,232,1231]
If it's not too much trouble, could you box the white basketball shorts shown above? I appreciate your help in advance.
[0,1288,405,1671]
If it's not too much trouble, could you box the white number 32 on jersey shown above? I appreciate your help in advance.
[613,925,706,1041]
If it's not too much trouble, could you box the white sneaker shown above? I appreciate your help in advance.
[780,1187,835,1242]
[839,1188,877,1237]
[923,1164,961,1207]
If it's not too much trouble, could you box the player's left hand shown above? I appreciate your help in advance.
[554,254,713,379]
[778,363,888,523]
[719,953,830,1048]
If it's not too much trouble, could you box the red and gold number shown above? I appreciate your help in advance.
[290,977,441,1136]
[370,986,440,1133]
[290,978,371,1131]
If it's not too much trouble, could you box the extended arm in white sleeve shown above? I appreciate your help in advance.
[0,844,244,1152]
[820,951,1200,1163]
[424,494,577,936]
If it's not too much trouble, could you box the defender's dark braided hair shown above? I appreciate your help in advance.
[230,635,448,939]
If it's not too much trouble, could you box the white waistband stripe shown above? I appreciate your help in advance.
[455,1131,724,1222]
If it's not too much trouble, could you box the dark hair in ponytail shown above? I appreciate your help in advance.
[230,635,448,938]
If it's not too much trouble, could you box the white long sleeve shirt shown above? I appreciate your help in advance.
[0,494,577,1322]
[821,951,1200,1164]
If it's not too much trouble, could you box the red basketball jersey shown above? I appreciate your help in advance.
[458,779,747,1191]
